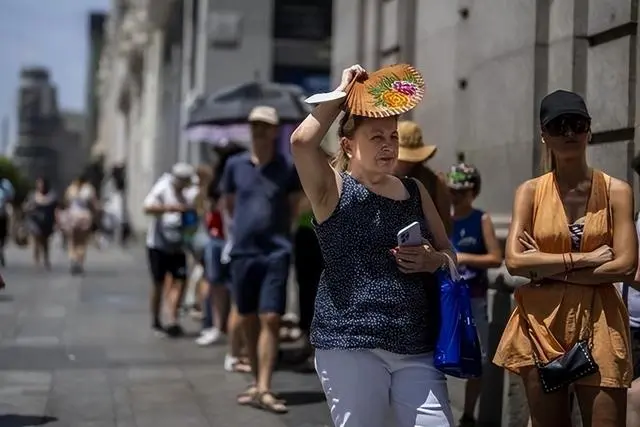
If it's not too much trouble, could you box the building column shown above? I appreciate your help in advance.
[178,0,195,163]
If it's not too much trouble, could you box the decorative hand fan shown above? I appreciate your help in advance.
[344,64,425,118]
[304,64,425,118]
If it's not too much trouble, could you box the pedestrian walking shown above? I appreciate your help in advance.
[0,177,15,266]
[290,63,455,426]
[221,106,302,413]
[62,171,99,275]
[24,177,58,270]
[494,90,637,427]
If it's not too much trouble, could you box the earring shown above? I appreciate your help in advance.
[541,138,546,144]
[347,153,352,159]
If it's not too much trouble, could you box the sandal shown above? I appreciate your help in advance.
[253,391,288,414]
[237,385,258,405]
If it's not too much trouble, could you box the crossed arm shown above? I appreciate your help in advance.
[504,178,637,286]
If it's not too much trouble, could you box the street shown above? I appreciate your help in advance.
[0,242,331,427]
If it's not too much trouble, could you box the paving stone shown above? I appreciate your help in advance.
[126,366,184,383]
[45,391,114,422]
[0,394,49,414]
[111,385,134,419]
[0,245,332,426]
[135,415,210,427]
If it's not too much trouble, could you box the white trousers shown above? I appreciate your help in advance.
[315,349,454,427]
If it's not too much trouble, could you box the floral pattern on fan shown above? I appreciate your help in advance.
[344,64,425,118]
[369,74,421,109]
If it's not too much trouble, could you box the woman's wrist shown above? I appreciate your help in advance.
[571,252,591,269]
[437,251,450,270]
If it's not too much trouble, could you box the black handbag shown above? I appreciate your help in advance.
[528,294,599,394]
[535,339,599,393]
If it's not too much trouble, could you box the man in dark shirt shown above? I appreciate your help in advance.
[220,106,301,413]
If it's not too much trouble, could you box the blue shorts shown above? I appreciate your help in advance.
[229,252,290,315]
[203,238,230,285]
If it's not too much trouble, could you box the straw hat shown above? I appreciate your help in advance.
[397,121,437,163]
[344,64,425,118]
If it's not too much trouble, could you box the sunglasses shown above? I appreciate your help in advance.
[544,115,590,137]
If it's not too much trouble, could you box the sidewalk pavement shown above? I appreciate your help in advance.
[0,241,465,427]
[0,243,331,427]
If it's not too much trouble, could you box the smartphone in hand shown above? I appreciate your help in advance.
[397,221,422,247]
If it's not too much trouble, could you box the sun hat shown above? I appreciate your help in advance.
[248,106,279,125]
[397,120,437,163]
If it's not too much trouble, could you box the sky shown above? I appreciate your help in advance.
[0,0,109,145]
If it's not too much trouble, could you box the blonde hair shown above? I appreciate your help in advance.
[540,144,557,173]
[332,112,364,172]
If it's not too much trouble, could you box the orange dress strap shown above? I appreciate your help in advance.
[493,170,632,388]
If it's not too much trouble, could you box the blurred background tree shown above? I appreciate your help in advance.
[0,157,32,205]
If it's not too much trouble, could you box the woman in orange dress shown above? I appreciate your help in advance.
[494,90,637,427]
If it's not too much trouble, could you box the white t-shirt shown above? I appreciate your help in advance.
[143,173,197,249]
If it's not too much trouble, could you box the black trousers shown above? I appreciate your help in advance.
[293,227,323,333]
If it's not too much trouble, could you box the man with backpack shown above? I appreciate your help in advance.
[143,163,197,337]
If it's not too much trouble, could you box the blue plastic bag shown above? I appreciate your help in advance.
[433,255,483,379]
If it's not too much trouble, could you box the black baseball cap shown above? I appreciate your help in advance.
[540,90,591,127]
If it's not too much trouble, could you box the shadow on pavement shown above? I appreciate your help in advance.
[0,293,14,302]
[278,390,326,406]
[0,415,58,427]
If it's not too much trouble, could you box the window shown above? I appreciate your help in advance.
[273,0,332,40]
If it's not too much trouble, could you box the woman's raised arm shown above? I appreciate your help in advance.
[290,65,365,223]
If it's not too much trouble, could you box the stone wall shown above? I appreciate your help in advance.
[202,0,275,94]
[332,0,640,215]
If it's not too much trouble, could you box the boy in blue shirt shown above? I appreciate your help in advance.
[447,156,502,427]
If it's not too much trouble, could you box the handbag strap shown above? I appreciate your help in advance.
[441,252,461,281]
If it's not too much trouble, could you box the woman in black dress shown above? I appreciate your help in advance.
[24,178,58,269]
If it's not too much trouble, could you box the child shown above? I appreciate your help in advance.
[447,154,503,427]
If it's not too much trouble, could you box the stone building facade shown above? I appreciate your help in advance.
[95,0,332,231]
[94,0,179,230]
[333,0,639,217]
